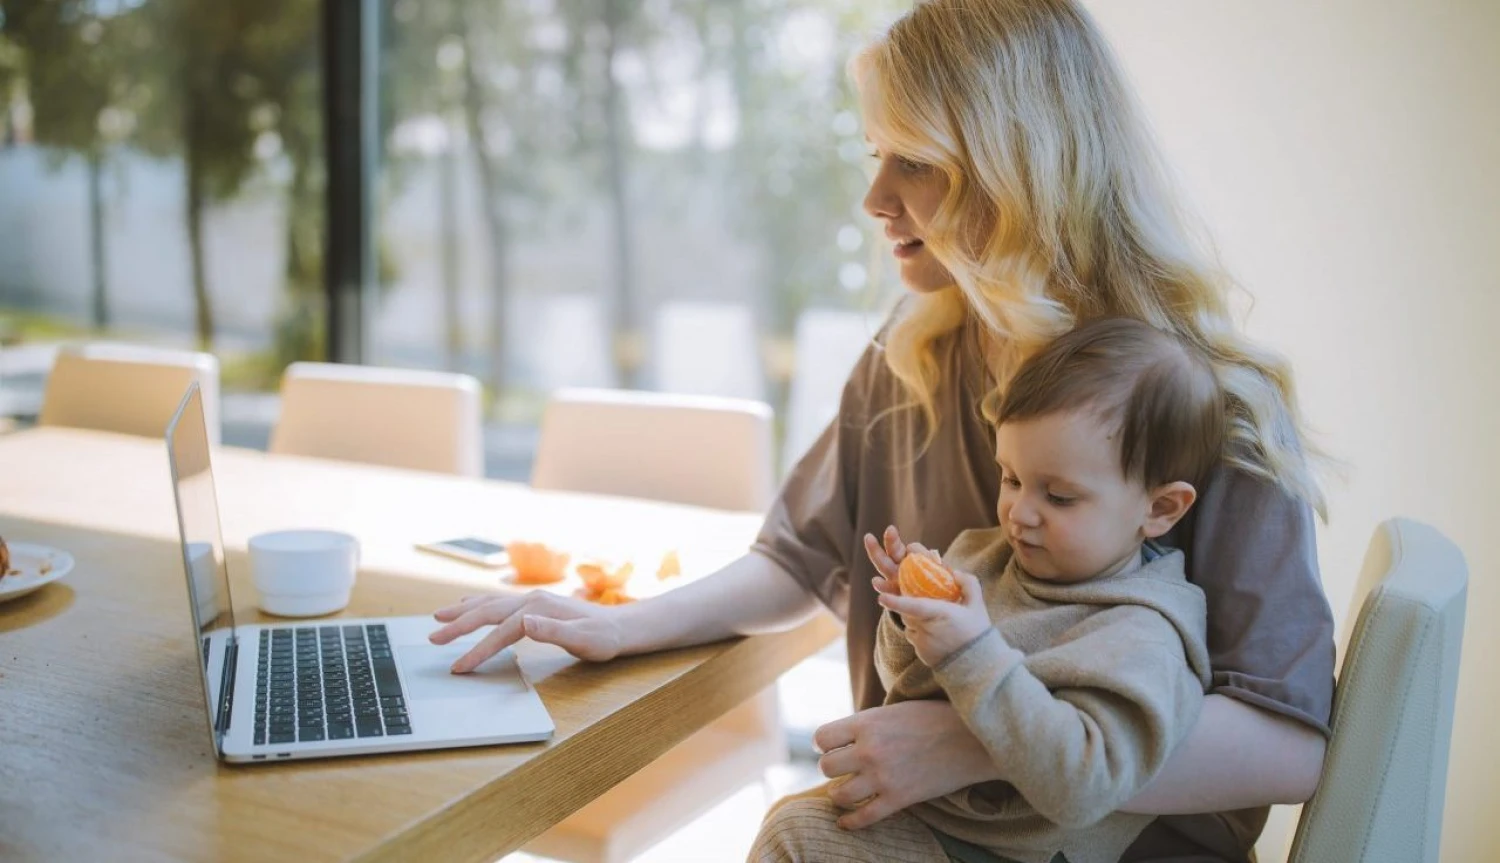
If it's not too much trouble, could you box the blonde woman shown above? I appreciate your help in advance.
[430,1,1334,860]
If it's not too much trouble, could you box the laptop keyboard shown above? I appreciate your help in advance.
[253,624,410,746]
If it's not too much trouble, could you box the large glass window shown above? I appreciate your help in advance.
[375,0,907,478]
[0,0,324,446]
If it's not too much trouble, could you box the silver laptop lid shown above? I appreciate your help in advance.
[165,381,238,757]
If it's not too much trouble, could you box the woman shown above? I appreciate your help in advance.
[431,1,1335,858]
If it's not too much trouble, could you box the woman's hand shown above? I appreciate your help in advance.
[429,590,626,672]
[814,699,1003,829]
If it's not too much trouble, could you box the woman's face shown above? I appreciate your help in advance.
[863,144,955,294]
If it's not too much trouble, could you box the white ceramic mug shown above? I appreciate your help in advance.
[248,530,360,617]
[185,540,221,624]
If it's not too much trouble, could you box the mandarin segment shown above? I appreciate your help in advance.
[898,552,961,602]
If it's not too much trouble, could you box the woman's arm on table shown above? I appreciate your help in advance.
[816,694,1323,830]
[429,551,822,672]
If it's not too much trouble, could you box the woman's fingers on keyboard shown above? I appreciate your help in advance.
[449,616,525,673]
[429,594,521,644]
[432,594,497,622]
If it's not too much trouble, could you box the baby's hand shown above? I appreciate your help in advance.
[864,525,910,596]
[876,567,989,668]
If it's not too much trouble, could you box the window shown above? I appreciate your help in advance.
[375,0,906,477]
[0,0,324,446]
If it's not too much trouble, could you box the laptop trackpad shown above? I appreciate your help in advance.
[398,643,530,700]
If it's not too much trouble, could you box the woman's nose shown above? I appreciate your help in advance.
[863,164,900,220]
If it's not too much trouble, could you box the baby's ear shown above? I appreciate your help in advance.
[1143,481,1197,539]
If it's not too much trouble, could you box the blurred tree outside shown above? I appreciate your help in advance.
[2,0,904,414]
[0,0,145,332]
[377,0,901,407]
[0,0,325,384]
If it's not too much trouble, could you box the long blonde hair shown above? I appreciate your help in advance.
[852,0,1327,516]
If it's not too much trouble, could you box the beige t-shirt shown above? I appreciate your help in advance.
[752,314,1336,862]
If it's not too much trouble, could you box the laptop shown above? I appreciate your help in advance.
[166,381,554,763]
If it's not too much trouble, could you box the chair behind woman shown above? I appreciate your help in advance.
[526,386,786,863]
[1286,518,1467,863]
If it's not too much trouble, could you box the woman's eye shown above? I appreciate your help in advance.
[895,155,928,173]
[869,149,930,174]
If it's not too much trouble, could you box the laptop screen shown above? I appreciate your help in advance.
[166,382,239,755]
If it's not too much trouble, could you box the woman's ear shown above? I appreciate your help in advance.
[1142,481,1197,539]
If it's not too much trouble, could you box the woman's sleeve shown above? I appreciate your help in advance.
[749,340,885,617]
[1174,466,1337,735]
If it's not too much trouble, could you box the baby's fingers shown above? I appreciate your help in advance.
[953,569,986,611]
[876,591,955,623]
[863,532,900,581]
[882,525,908,565]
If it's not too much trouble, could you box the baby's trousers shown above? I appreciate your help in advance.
[749,785,953,863]
[749,784,1059,863]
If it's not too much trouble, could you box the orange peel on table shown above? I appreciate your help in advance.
[573,559,640,605]
[576,560,634,594]
[508,541,571,585]
[898,551,962,602]
[656,549,681,580]
[591,587,636,606]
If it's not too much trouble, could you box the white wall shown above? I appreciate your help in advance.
[1085,1,1500,859]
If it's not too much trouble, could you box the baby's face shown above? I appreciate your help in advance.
[994,409,1154,582]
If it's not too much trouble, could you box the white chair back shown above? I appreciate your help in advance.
[532,387,774,512]
[1287,518,1468,863]
[526,385,783,863]
[269,361,484,477]
[39,342,221,444]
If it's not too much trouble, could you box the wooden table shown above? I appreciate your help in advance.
[0,427,839,862]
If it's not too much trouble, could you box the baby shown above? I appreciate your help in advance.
[752,317,1226,863]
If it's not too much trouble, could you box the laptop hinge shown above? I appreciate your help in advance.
[215,637,238,734]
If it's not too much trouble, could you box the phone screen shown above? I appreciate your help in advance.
[442,538,506,555]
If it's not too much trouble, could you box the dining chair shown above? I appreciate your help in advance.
[39,342,222,444]
[531,387,775,512]
[1284,517,1468,863]
[268,362,484,477]
[524,386,784,863]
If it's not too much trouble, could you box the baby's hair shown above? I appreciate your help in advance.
[997,318,1227,488]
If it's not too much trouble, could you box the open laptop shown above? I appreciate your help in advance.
[166,381,553,763]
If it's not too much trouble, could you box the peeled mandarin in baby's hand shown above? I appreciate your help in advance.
[897,552,962,602]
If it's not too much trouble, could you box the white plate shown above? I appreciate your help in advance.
[0,543,74,603]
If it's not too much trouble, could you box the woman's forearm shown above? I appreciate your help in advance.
[1120,694,1327,814]
[614,551,823,654]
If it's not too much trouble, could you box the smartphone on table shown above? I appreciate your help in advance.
[415,537,508,567]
